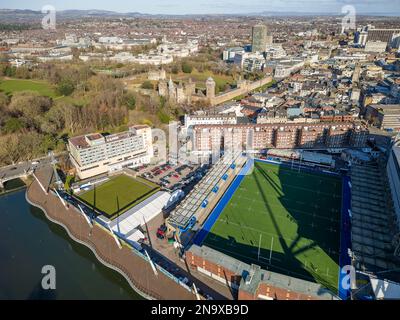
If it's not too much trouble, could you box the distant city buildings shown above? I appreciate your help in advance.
[252,24,268,53]
[222,47,245,62]
[354,25,400,51]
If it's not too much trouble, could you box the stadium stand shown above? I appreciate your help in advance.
[166,152,246,234]
[350,159,400,283]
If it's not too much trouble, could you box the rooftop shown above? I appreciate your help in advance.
[69,125,149,149]
[188,244,337,300]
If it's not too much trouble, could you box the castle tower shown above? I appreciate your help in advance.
[237,76,246,89]
[206,77,216,101]
[168,77,176,102]
[186,78,196,95]
[176,82,186,104]
[158,79,168,96]
[185,78,196,104]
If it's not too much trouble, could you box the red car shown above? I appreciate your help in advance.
[156,229,165,239]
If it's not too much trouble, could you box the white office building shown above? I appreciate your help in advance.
[69,125,153,179]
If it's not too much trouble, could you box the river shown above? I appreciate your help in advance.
[0,188,142,300]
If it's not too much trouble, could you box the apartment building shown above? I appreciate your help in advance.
[184,112,238,132]
[192,122,368,152]
[234,52,266,72]
[68,125,153,179]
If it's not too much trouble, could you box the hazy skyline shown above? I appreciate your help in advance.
[0,0,399,15]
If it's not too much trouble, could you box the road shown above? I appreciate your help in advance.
[0,154,61,182]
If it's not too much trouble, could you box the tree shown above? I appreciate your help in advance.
[182,62,193,74]
[57,79,75,96]
[123,93,136,110]
[0,134,20,164]
[0,92,8,111]
[8,92,52,130]
[141,81,154,90]
[15,66,30,79]
[171,65,180,74]
[3,118,24,133]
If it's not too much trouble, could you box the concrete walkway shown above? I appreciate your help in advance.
[26,166,195,300]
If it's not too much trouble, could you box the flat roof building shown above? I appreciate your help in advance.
[192,122,369,152]
[186,244,338,300]
[68,125,153,179]
[252,24,268,53]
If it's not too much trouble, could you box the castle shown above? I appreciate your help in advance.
[158,76,216,105]
[158,75,273,106]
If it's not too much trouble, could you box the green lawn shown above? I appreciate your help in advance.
[204,161,342,293]
[172,70,235,90]
[78,175,159,219]
[0,78,58,97]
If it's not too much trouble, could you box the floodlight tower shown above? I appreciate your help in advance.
[49,151,63,190]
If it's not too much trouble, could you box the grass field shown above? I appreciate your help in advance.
[204,161,342,293]
[78,175,159,219]
[0,78,58,97]
[172,70,235,90]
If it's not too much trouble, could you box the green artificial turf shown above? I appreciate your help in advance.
[204,161,342,293]
[78,175,159,219]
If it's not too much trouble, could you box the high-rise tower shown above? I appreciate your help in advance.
[252,24,268,52]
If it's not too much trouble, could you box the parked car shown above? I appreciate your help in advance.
[156,229,165,239]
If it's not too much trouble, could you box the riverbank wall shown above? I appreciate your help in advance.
[26,167,195,300]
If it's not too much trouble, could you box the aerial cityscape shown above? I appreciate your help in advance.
[0,0,400,306]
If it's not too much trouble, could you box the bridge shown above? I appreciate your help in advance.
[0,168,33,189]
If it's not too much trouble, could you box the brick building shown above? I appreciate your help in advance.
[192,122,369,152]
[186,245,337,300]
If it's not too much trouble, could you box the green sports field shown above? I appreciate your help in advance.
[78,175,159,219]
[204,161,342,293]
[0,79,58,97]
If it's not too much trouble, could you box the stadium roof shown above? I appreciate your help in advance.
[110,191,170,236]
[167,152,242,229]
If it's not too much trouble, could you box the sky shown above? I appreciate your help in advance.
[0,0,399,15]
